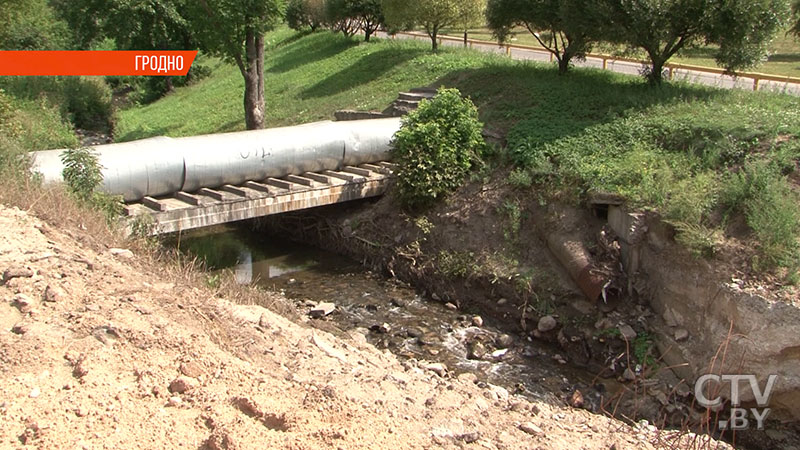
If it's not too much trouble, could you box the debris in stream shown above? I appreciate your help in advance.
[308,302,336,318]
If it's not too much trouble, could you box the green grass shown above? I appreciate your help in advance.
[442,26,800,78]
[117,27,800,277]
[116,28,499,139]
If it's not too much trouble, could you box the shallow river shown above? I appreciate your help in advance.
[169,224,611,407]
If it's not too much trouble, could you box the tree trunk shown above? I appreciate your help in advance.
[365,26,372,42]
[648,56,665,85]
[430,25,439,51]
[557,55,570,74]
[243,30,265,130]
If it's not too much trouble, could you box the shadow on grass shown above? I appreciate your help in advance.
[115,127,171,143]
[300,47,427,99]
[433,62,726,148]
[267,30,313,51]
[267,32,359,74]
[767,53,800,63]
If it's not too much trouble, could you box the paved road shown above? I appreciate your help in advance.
[377,31,800,96]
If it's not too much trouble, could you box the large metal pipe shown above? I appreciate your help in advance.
[31,118,401,202]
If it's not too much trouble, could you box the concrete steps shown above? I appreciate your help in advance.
[335,88,437,121]
[382,89,435,117]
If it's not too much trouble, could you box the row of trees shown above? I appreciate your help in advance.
[5,0,798,130]
[48,0,284,130]
[287,0,797,84]
[487,0,794,83]
[288,0,487,50]
[286,0,384,41]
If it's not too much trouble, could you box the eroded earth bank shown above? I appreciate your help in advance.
[0,203,733,449]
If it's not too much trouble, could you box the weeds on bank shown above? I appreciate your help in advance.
[436,249,479,279]
[508,93,800,277]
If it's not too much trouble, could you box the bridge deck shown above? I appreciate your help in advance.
[124,162,395,235]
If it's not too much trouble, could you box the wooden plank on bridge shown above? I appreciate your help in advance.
[265,178,296,191]
[285,174,316,187]
[220,184,250,197]
[303,172,332,185]
[323,170,361,182]
[244,181,274,194]
[142,196,168,212]
[197,188,226,201]
[343,166,373,177]
[378,161,397,171]
[174,191,202,206]
[361,163,391,175]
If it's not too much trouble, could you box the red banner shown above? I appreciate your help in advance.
[0,51,198,76]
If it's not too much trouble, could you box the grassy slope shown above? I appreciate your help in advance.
[117,27,800,276]
[441,26,800,78]
[116,29,500,139]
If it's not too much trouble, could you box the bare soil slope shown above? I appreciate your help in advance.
[0,205,714,449]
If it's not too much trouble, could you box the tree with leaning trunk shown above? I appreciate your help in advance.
[599,0,791,85]
[382,0,485,51]
[326,0,385,41]
[187,0,285,130]
[486,0,599,74]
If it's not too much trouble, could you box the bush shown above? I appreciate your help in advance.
[60,147,123,222]
[0,89,76,178]
[0,76,114,131]
[392,87,485,208]
[507,168,532,189]
[61,77,114,130]
[722,160,800,270]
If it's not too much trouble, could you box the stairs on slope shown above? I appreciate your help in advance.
[334,87,436,121]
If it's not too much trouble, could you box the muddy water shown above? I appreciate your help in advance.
[170,225,611,407]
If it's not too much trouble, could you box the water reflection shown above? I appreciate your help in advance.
[168,225,357,285]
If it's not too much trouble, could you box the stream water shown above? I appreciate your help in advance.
[166,224,800,450]
[169,224,611,408]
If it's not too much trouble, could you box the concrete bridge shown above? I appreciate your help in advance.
[123,162,394,235]
[32,118,403,236]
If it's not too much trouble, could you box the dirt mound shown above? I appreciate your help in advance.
[0,205,719,449]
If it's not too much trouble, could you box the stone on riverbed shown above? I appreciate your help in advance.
[309,302,336,318]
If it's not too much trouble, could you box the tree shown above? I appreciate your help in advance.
[455,0,486,46]
[327,0,385,41]
[53,0,195,93]
[326,0,361,37]
[0,0,70,50]
[486,0,598,74]
[382,0,484,51]
[186,0,285,130]
[793,0,800,37]
[600,0,791,84]
[286,0,327,32]
[53,0,193,51]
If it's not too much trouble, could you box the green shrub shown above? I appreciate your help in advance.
[507,168,532,189]
[392,87,485,208]
[0,76,113,130]
[437,250,478,278]
[0,89,77,182]
[60,147,123,223]
[61,77,114,130]
[721,160,800,270]
[61,147,104,202]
